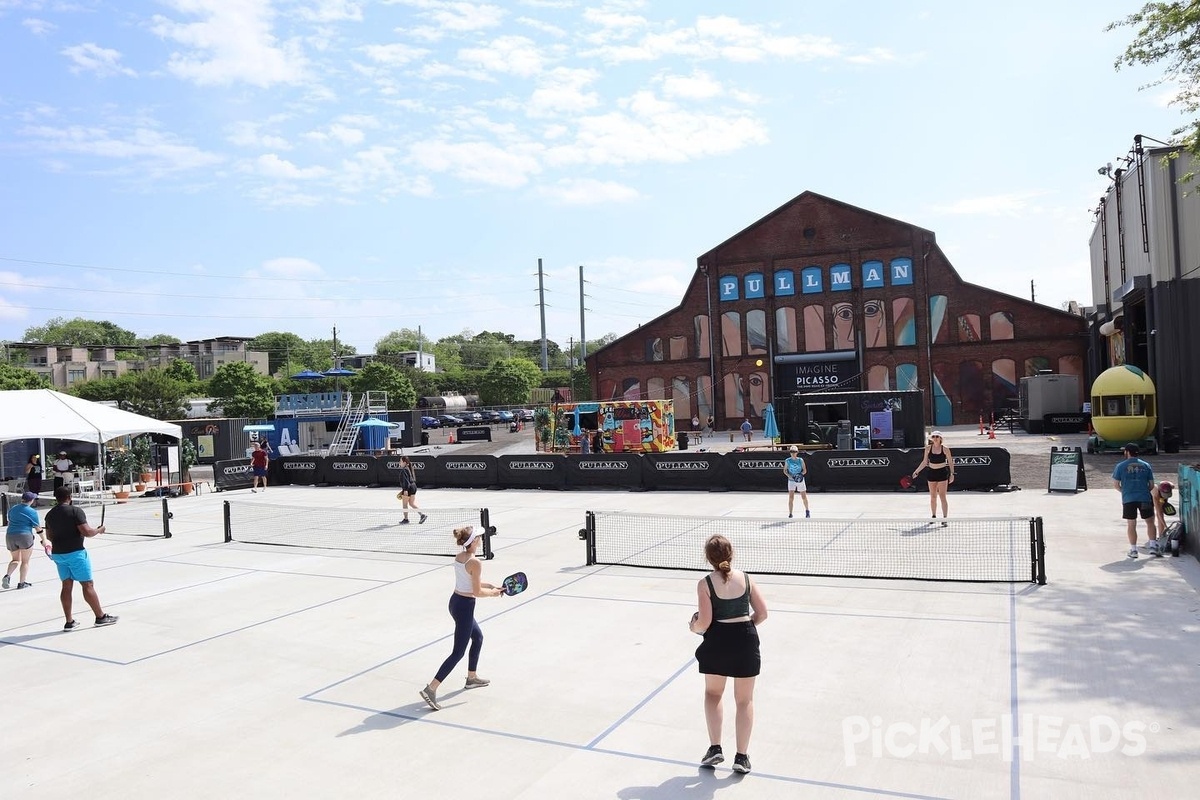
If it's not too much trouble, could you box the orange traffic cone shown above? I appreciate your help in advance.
[448,433,455,444]
[987,425,996,440]
[978,414,985,435]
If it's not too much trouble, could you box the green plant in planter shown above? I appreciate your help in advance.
[130,435,152,478]
[179,439,197,482]
[109,448,140,492]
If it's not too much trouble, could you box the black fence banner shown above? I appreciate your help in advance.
[720,452,790,492]
[435,455,499,488]
[498,455,568,489]
[565,454,643,489]
[1043,414,1089,434]
[455,425,492,443]
[375,455,436,489]
[318,456,379,486]
[214,458,254,491]
[642,452,725,491]
[815,450,915,490]
[276,456,320,486]
[949,448,1011,490]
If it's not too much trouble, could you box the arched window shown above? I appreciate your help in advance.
[930,295,948,343]
[992,358,1017,410]
[1024,357,1049,377]
[668,336,687,360]
[831,301,855,350]
[893,298,915,346]
[621,378,641,401]
[989,312,1014,340]
[803,305,826,352]
[957,314,981,342]
[746,309,767,354]
[723,372,744,418]
[776,307,797,352]
[863,299,886,348]
[867,364,891,390]
[721,312,742,357]
[696,375,713,422]
[958,360,986,415]
[694,315,710,358]
[748,371,769,416]
[672,376,692,420]
[599,378,618,400]
[646,338,663,362]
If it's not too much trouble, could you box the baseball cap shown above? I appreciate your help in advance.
[931,431,944,438]
[789,445,799,453]
[58,450,67,455]
[21,491,37,502]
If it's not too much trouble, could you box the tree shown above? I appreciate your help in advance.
[23,317,138,346]
[207,362,276,418]
[123,369,191,420]
[0,362,50,390]
[1110,3,1200,163]
[139,334,181,345]
[164,358,198,385]
[349,362,417,409]
[479,357,541,406]
[376,328,427,354]
[248,332,308,376]
[71,373,133,402]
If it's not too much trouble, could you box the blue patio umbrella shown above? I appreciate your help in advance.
[353,418,397,452]
[291,369,326,380]
[762,403,780,441]
[352,418,398,428]
[573,407,582,436]
[323,367,356,377]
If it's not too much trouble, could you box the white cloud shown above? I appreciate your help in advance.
[660,69,722,100]
[458,35,545,78]
[260,257,325,277]
[254,153,329,179]
[297,0,363,22]
[61,43,137,77]
[19,124,225,177]
[22,17,56,35]
[540,178,640,205]
[588,15,843,64]
[360,42,428,66]
[526,67,600,117]
[931,191,1050,217]
[516,16,564,37]
[394,0,507,39]
[408,139,542,187]
[334,145,434,197]
[151,0,308,88]
[227,119,292,150]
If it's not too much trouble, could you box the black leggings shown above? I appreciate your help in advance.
[435,593,482,682]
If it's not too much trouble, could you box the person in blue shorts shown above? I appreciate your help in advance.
[4,491,47,589]
[781,445,810,518]
[1111,443,1157,559]
[45,487,118,630]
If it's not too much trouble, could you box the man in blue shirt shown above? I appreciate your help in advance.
[1111,443,1158,558]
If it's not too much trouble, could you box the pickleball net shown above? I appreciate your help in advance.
[222,500,495,558]
[2,493,171,539]
[581,511,1046,584]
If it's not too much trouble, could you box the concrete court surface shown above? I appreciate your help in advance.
[3,433,1199,799]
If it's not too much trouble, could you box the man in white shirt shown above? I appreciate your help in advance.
[53,452,75,491]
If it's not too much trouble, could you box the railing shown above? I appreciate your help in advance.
[275,392,349,415]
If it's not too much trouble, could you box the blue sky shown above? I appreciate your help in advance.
[0,1,1184,355]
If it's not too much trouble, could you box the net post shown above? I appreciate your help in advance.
[480,508,496,560]
[223,501,232,543]
[1,492,8,526]
[160,497,172,538]
[1034,517,1046,585]
[582,511,596,566]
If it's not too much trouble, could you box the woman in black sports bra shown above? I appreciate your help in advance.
[688,534,768,774]
[912,431,955,523]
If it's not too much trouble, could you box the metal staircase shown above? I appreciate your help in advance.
[327,391,389,455]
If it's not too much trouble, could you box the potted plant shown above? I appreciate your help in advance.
[131,435,153,486]
[179,438,197,495]
[109,448,139,502]
[535,407,552,452]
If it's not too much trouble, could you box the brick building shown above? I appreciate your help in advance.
[586,191,1088,429]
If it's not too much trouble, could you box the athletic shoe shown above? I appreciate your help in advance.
[419,686,441,711]
[95,614,118,627]
[399,519,410,525]
[699,744,724,767]
[419,513,428,524]
[1127,547,1139,559]
[1,575,9,589]
[732,753,752,774]
[788,513,792,518]
[941,521,948,527]
[1149,541,1163,557]
[17,582,31,589]
[464,675,490,689]
[805,510,811,518]
[251,488,257,493]
[63,620,79,631]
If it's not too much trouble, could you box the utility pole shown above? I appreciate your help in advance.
[1030,280,1036,302]
[331,324,339,369]
[579,265,587,361]
[538,258,548,371]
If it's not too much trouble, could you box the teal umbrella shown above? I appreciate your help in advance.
[762,404,780,441]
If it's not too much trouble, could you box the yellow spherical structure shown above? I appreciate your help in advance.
[1090,365,1157,443]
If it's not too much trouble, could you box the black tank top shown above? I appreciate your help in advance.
[706,574,751,620]
[929,446,947,466]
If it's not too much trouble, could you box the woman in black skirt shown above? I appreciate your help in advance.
[689,534,768,774]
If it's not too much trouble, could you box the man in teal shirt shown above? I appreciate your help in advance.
[1111,443,1157,558]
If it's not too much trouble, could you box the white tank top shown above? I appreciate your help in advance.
[453,558,474,594]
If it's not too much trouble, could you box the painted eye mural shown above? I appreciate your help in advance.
[863,299,886,348]
[694,315,710,358]
[832,301,855,350]
[721,311,742,357]
[804,304,826,352]
[930,295,948,343]
[746,309,768,354]
[668,336,687,360]
[989,311,1014,340]
[749,372,769,416]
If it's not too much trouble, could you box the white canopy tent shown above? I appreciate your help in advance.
[0,390,182,487]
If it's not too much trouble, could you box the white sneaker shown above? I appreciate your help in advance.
[1127,547,1139,559]
[1148,541,1163,557]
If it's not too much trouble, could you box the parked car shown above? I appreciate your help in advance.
[421,416,441,429]
[462,411,484,423]
[496,410,514,422]
[516,409,535,421]
[437,414,464,427]
[483,410,503,423]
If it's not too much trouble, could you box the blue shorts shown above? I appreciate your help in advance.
[252,467,267,477]
[50,550,93,582]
